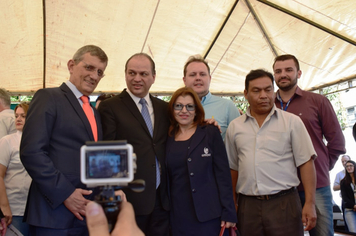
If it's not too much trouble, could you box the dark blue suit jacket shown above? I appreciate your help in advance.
[20,83,103,229]
[166,124,237,223]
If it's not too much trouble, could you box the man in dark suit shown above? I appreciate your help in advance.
[20,45,108,236]
[98,53,170,236]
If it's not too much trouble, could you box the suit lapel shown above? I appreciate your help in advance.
[120,90,152,138]
[60,83,95,141]
[187,125,206,156]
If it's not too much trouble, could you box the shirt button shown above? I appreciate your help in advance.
[187,158,192,162]
[190,172,194,176]
[192,189,196,193]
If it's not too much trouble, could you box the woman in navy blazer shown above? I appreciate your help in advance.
[166,87,236,236]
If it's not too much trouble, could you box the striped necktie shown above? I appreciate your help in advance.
[139,98,160,188]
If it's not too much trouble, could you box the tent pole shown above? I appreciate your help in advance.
[257,0,356,46]
[244,0,278,57]
[203,0,240,58]
[42,0,46,89]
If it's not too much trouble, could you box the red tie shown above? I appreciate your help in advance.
[80,96,98,141]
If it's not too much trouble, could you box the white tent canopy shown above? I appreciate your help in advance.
[1,0,356,96]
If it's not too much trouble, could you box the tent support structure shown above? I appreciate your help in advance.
[42,0,46,89]
[312,76,356,95]
[141,0,161,54]
[257,0,356,46]
[244,0,278,57]
[204,0,240,59]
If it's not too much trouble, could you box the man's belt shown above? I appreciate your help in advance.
[244,187,296,200]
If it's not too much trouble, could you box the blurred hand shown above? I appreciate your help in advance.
[114,190,127,202]
[221,220,236,228]
[86,201,144,236]
[1,206,12,226]
[0,218,6,236]
[302,202,317,231]
[64,188,92,220]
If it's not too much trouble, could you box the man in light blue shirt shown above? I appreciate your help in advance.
[183,55,240,139]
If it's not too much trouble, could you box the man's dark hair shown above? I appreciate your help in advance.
[125,53,156,76]
[245,69,274,91]
[95,93,115,103]
[273,54,300,71]
[342,160,356,185]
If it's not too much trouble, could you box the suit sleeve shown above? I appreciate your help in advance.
[20,89,75,209]
[209,126,237,223]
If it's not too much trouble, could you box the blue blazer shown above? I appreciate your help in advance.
[20,83,103,229]
[166,124,237,223]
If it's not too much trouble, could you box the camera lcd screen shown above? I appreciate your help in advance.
[86,149,129,179]
[80,142,134,186]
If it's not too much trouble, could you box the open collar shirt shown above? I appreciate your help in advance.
[275,86,345,189]
[225,104,316,195]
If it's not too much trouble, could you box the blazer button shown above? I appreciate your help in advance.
[192,189,196,193]
[190,172,194,177]
[187,158,192,162]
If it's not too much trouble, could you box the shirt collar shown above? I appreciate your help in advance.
[65,80,83,99]
[244,104,277,122]
[126,89,152,107]
[201,91,211,104]
[276,86,303,102]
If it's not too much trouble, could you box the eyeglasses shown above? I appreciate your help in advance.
[346,165,354,168]
[173,103,195,111]
[82,61,105,78]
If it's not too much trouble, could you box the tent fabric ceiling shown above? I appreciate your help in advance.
[1,0,355,96]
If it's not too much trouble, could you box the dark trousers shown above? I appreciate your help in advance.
[136,187,169,236]
[29,225,88,236]
[238,189,304,236]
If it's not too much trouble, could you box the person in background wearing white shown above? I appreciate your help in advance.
[0,102,31,236]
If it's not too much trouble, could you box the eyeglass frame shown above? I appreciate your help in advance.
[82,61,105,78]
[173,103,196,111]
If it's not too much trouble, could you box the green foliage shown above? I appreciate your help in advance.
[11,96,33,102]
[230,96,248,114]
[160,96,171,102]
[323,87,347,130]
